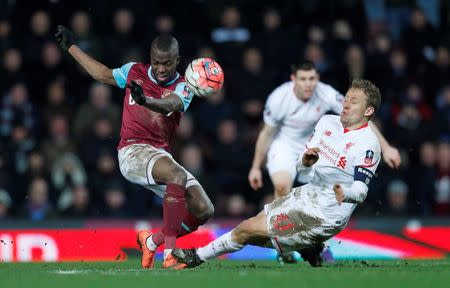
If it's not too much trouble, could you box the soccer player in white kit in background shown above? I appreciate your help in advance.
[169,79,384,268]
[247,61,400,262]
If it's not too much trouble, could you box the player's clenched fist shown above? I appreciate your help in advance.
[55,25,75,51]
[333,184,344,205]
[302,147,320,167]
[248,167,263,191]
[129,81,146,105]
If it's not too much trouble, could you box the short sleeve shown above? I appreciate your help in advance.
[112,62,136,89]
[352,139,381,185]
[173,82,194,112]
[263,90,284,127]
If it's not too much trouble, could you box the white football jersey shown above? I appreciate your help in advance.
[263,81,344,153]
[299,115,381,226]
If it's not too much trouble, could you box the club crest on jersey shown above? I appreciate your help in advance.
[182,85,191,98]
[161,89,172,98]
[364,150,374,165]
[323,130,332,136]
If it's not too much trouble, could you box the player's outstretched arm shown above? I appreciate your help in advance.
[368,121,401,169]
[248,124,277,191]
[55,25,117,86]
[129,81,183,115]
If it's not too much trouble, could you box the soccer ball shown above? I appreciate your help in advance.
[184,58,224,97]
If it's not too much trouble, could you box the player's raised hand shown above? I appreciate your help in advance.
[333,184,344,205]
[382,145,401,169]
[128,81,146,105]
[302,147,320,167]
[55,25,75,51]
[248,167,263,191]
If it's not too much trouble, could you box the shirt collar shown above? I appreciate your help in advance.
[148,66,180,86]
[343,122,369,133]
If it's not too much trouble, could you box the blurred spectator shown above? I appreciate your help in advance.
[212,119,249,196]
[434,141,450,215]
[60,184,94,218]
[435,86,450,139]
[425,45,450,99]
[0,82,37,139]
[79,116,117,171]
[385,179,410,215]
[27,42,65,99]
[104,8,141,66]
[211,6,250,68]
[253,8,292,70]
[22,11,52,64]
[41,114,76,166]
[51,153,87,199]
[401,7,437,70]
[231,47,273,108]
[0,189,12,219]
[179,143,217,203]
[193,87,237,143]
[42,79,73,126]
[73,82,121,140]
[304,43,334,83]
[1,48,25,92]
[20,177,56,221]
[102,185,128,218]
[88,152,123,207]
[331,20,354,64]
[226,194,251,218]
[211,6,249,44]
[0,17,14,53]
[412,142,437,215]
[70,11,101,59]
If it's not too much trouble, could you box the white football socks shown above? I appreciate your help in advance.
[163,249,172,259]
[196,231,244,261]
[146,235,158,251]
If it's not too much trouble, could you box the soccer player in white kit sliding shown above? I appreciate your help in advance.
[169,79,383,268]
[248,61,400,263]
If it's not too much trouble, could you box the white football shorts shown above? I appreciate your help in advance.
[118,144,200,197]
[264,185,341,252]
[266,140,299,180]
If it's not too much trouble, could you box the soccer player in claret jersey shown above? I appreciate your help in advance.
[169,79,383,268]
[248,61,401,263]
[55,25,214,269]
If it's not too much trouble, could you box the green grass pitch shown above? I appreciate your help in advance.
[2,258,449,288]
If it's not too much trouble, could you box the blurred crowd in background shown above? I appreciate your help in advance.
[0,0,449,220]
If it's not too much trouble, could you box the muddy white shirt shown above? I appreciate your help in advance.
[263,81,344,153]
[297,115,381,226]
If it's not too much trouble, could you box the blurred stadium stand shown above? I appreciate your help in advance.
[0,0,449,224]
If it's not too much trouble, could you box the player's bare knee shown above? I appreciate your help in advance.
[168,166,187,185]
[274,183,289,196]
[193,198,214,221]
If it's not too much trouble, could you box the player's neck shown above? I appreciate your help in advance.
[343,120,369,132]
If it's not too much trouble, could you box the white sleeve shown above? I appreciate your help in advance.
[343,181,369,203]
[263,88,284,127]
[344,136,381,203]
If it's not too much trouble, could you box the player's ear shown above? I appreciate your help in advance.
[364,106,375,118]
[290,73,296,82]
[176,56,180,66]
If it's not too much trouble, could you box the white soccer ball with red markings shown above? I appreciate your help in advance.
[184,58,224,97]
